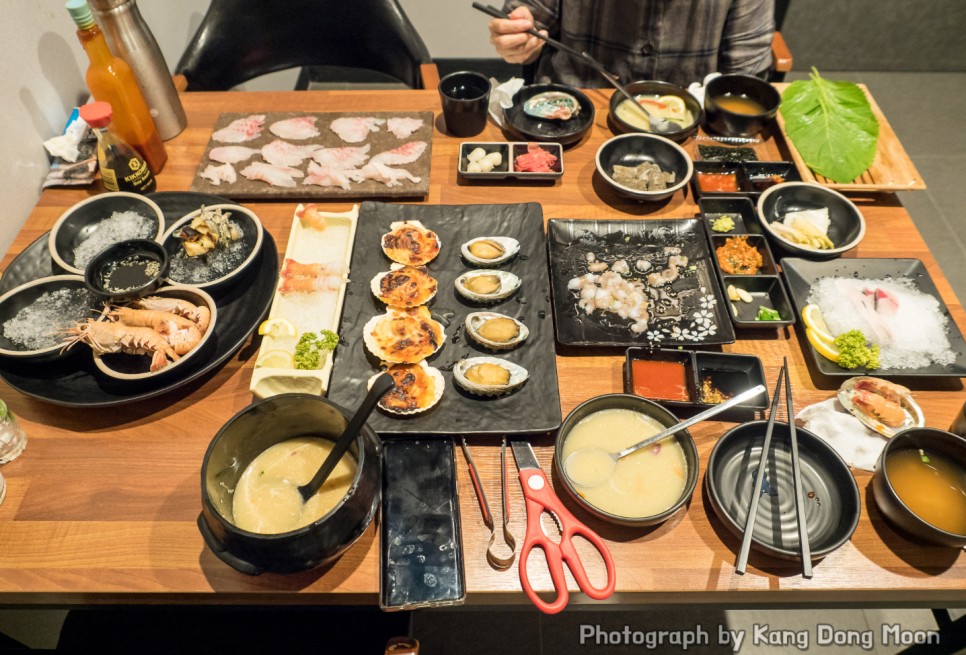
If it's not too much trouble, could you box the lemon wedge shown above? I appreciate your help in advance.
[258,318,298,339]
[255,349,296,369]
[806,327,840,363]
[801,304,835,343]
[657,95,687,116]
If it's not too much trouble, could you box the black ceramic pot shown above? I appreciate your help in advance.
[704,74,780,138]
[199,393,382,575]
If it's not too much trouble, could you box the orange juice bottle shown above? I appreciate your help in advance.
[66,0,167,173]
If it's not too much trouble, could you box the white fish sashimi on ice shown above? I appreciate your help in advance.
[199,162,236,186]
[348,160,421,187]
[304,161,353,190]
[311,144,370,169]
[212,114,265,143]
[269,116,320,140]
[369,141,426,166]
[387,117,424,139]
[330,117,385,143]
[208,146,259,164]
[240,161,304,188]
[261,139,322,167]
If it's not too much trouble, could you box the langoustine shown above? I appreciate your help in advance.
[132,296,212,333]
[62,320,180,372]
[107,307,203,356]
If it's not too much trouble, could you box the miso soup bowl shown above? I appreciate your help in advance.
[553,394,698,527]
[704,74,781,138]
[872,427,966,548]
[199,393,381,575]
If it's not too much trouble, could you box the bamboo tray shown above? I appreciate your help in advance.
[774,83,926,192]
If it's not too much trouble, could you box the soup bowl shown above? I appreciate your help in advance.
[704,74,781,138]
[554,394,699,527]
[607,80,702,143]
[199,393,381,575]
[871,427,966,548]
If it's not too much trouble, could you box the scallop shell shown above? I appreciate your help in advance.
[362,306,446,363]
[381,220,441,266]
[523,91,580,121]
[368,361,444,415]
[370,263,438,307]
[460,236,521,267]
[837,376,924,438]
[453,356,529,397]
[465,312,529,350]
[455,270,521,304]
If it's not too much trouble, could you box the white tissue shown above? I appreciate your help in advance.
[488,77,525,128]
[686,72,721,107]
[796,397,888,472]
[43,116,90,163]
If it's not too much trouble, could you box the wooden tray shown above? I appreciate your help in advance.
[190,111,432,199]
[774,83,925,192]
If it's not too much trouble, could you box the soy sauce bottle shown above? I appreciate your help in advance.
[79,101,156,194]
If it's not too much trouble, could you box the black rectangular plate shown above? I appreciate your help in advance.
[547,218,735,347]
[781,257,966,377]
[327,201,561,435]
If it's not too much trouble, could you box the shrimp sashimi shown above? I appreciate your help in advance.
[212,115,265,143]
[303,161,353,190]
[311,144,370,169]
[269,116,320,140]
[330,117,385,143]
[261,139,321,167]
[240,162,303,188]
[208,146,259,164]
[279,275,345,295]
[370,141,427,166]
[387,117,424,139]
[280,258,345,279]
[199,162,236,186]
[296,204,328,231]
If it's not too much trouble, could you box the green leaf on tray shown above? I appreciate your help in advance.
[780,68,880,183]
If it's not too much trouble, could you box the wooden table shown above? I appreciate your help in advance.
[0,89,963,607]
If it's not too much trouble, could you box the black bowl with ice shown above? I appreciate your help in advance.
[161,204,264,292]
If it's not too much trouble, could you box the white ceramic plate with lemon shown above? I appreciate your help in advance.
[249,204,359,399]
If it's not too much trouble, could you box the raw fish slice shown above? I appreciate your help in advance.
[261,139,322,167]
[269,116,320,140]
[240,161,304,188]
[304,161,353,190]
[208,146,259,164]
[330,117,385,143]
[212,114,265,143]
[369,141,427,166]
[387,117,424,139]
[836,279,894,344]
[311,144,370,169]
[199,162,236,186]
[348,161,421,188]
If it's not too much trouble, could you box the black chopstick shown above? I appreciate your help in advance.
[785,357,813,578]
[736,363,785,574]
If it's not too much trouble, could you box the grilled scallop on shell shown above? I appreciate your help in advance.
[465,312,529,350]
[370,264,438,308]
[368,360,444,415]
[453,356,529,396]
[381,220,441,266]
[363,305,446,364]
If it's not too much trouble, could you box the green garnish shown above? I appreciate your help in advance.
[780,68,880,183]
[918,449,930,464]
[294,330,339,370]
[756,306,781,321]
[711,215,735,233]
[833,329,880,370]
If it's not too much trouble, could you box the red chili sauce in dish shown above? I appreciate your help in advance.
[630,359,691,402]
[697,172,739,193]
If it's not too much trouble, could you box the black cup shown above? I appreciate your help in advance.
[438,71,491,137]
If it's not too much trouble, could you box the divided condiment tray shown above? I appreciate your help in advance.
[458,142,564,180]
[690,160,801,201]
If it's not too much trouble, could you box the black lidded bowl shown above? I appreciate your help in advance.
[49,192,165,275]
[871,427,966,548]
[553,393,699,527]
[84,238,169,304]
[608,80,702,142]
[706,421,860,561]
[703,74,781,138]
[504,83,595,146]
[199,393,382,575]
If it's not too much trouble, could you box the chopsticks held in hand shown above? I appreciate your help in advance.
[735,361,813,578]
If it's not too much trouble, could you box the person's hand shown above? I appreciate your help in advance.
[488,6,546,64]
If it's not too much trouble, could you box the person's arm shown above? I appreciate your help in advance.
[488,1,560,65]
[718,0,774,76]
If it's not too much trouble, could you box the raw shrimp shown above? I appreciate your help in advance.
[107,307,203,355]
[296,204,327,230]
[62,320,179,372]
[132,296,211,333]
[279,275,344,295]
[280,258,345,279]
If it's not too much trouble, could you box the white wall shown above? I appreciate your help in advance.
[0,0,494,259]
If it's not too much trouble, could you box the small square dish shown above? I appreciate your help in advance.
[458,142,563,180]
[711,234,778,276]
[700,197,760,235]
[622,348,697,409]
[722,275,795,327]
[694,352,769,410]
[743,161,801,193]
[692,161,745,197]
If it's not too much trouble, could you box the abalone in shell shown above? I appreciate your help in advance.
[523,91,580,121]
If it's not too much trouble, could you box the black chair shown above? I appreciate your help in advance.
[175,0,439,91]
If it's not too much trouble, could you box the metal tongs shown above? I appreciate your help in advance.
[460,436,516,570]
[471,2,673,133]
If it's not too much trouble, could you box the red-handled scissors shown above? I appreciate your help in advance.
[510,440,616,614]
